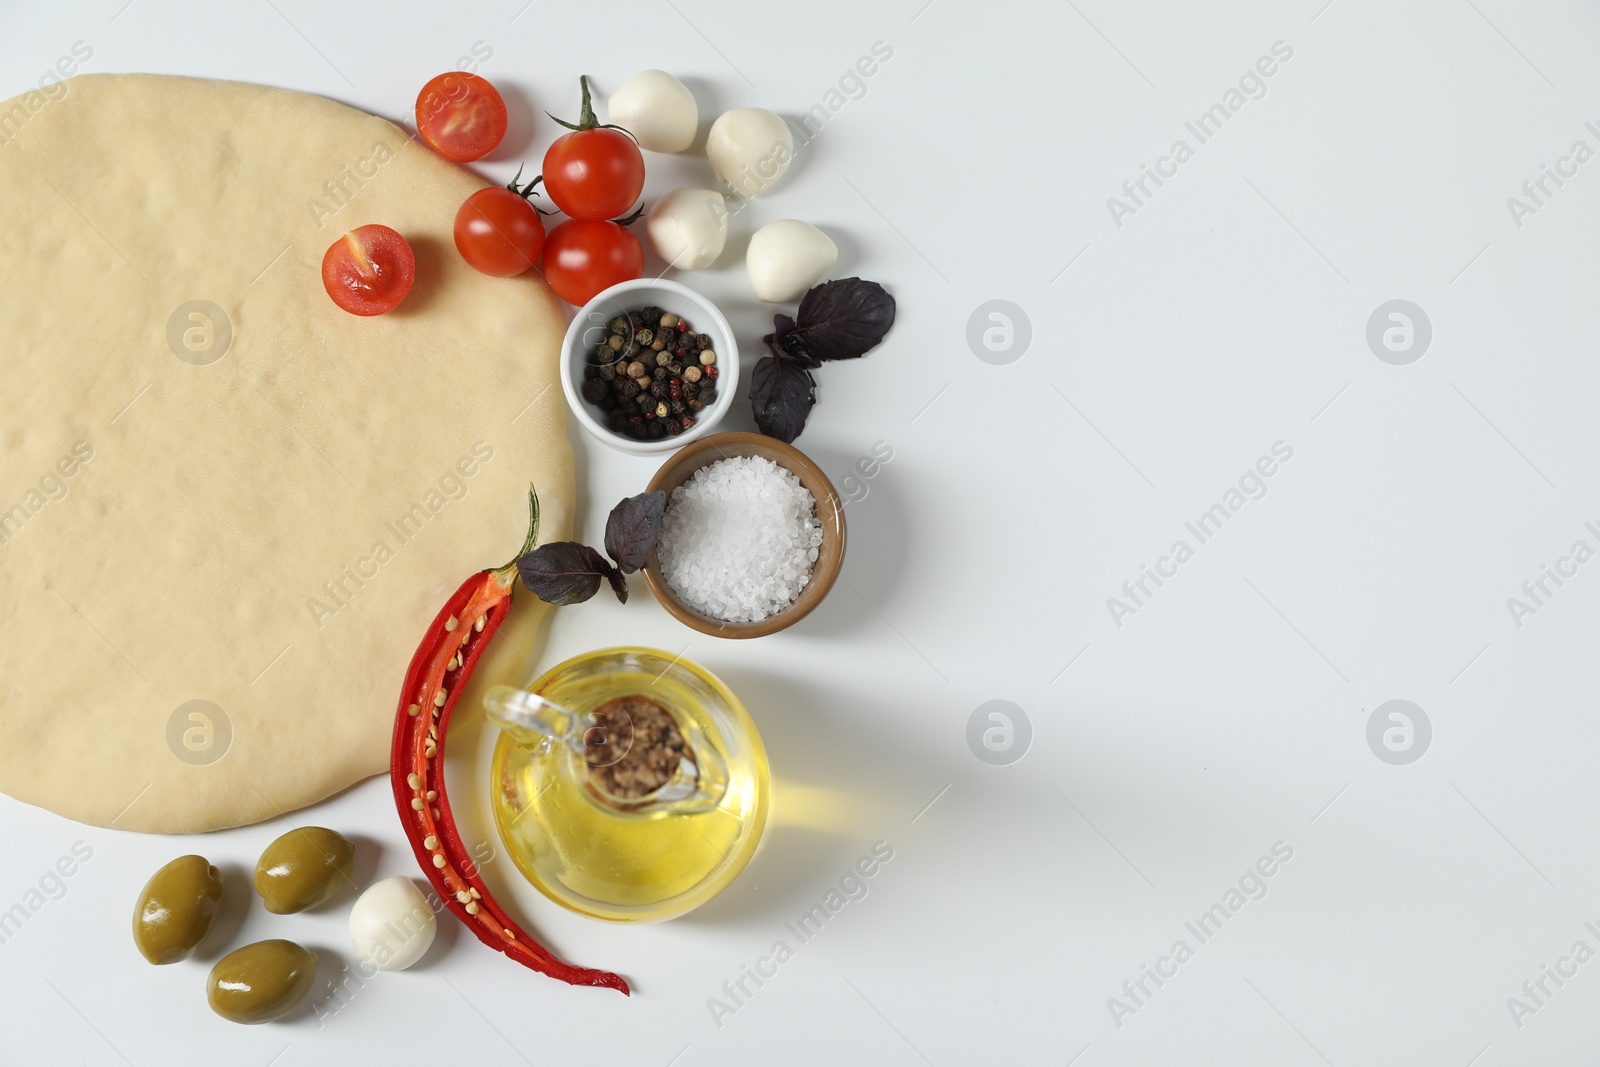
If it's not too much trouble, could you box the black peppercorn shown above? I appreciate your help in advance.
[597,306,710,436]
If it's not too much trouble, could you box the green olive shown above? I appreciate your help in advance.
[253,826,354,914]
[132,855,224,965]
[206,939,317,1024]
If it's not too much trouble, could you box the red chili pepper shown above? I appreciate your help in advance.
[389,488,629,995]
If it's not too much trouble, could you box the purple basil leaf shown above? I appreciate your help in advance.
[751,352,816,443]
[604,566,630,603]
[604,491,666,574]
[787,278,896,362]
[518,542,615,606]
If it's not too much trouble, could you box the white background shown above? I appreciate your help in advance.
[5,0,1600,1064]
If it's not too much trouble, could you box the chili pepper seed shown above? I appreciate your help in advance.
[444,615,458,632]
[407,773,422,789]
[423,835,439,850]
[432,854,446,869]
[466,901,481,916]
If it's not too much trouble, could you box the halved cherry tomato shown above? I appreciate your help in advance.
[322,225,415,316]
[416,72,507,163]
[543,76,644,222]
[541,220,643,306]
[455,184,547,278]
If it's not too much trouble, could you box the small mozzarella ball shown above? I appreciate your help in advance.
[607,70,698,154]
[747,220,838,303]
[707,108,793,198]
[348,876,436,972]
[647,189,729,270]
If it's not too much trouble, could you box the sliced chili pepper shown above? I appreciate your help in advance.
[389,487,629,995]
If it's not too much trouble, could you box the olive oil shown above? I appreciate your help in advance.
[491,648,769,923]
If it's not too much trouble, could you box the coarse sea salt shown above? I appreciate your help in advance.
[657,455,823,623]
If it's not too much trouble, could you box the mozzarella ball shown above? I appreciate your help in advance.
[707,108,793,198]
[747,220,838,302]
[646,188,729,270]
[348,876,436,971]
[607,70,698,154]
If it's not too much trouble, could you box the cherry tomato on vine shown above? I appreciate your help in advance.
[454,172,548,278]
[416,72,507,162]
[542,76,644,222]
[541,219,643,306]
[321,224,415,316]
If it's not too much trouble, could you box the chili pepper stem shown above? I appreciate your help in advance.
[494,485,542,581]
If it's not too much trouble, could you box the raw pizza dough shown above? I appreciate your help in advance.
[0,75,574,833]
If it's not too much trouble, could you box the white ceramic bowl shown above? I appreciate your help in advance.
[561,278,739,456]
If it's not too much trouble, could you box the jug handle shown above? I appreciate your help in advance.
[483,685,578,749]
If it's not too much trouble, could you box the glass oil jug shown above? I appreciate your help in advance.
[485,647,770,922]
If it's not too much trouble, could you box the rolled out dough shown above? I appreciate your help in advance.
[0,74,574,833]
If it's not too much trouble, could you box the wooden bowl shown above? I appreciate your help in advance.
[643,433,846,638]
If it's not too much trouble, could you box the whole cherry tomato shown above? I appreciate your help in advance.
[454,171,547,278]
[322,224,415,316]
[542,76,644,222]
[541,219,643,306]
[416,72,507,163]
